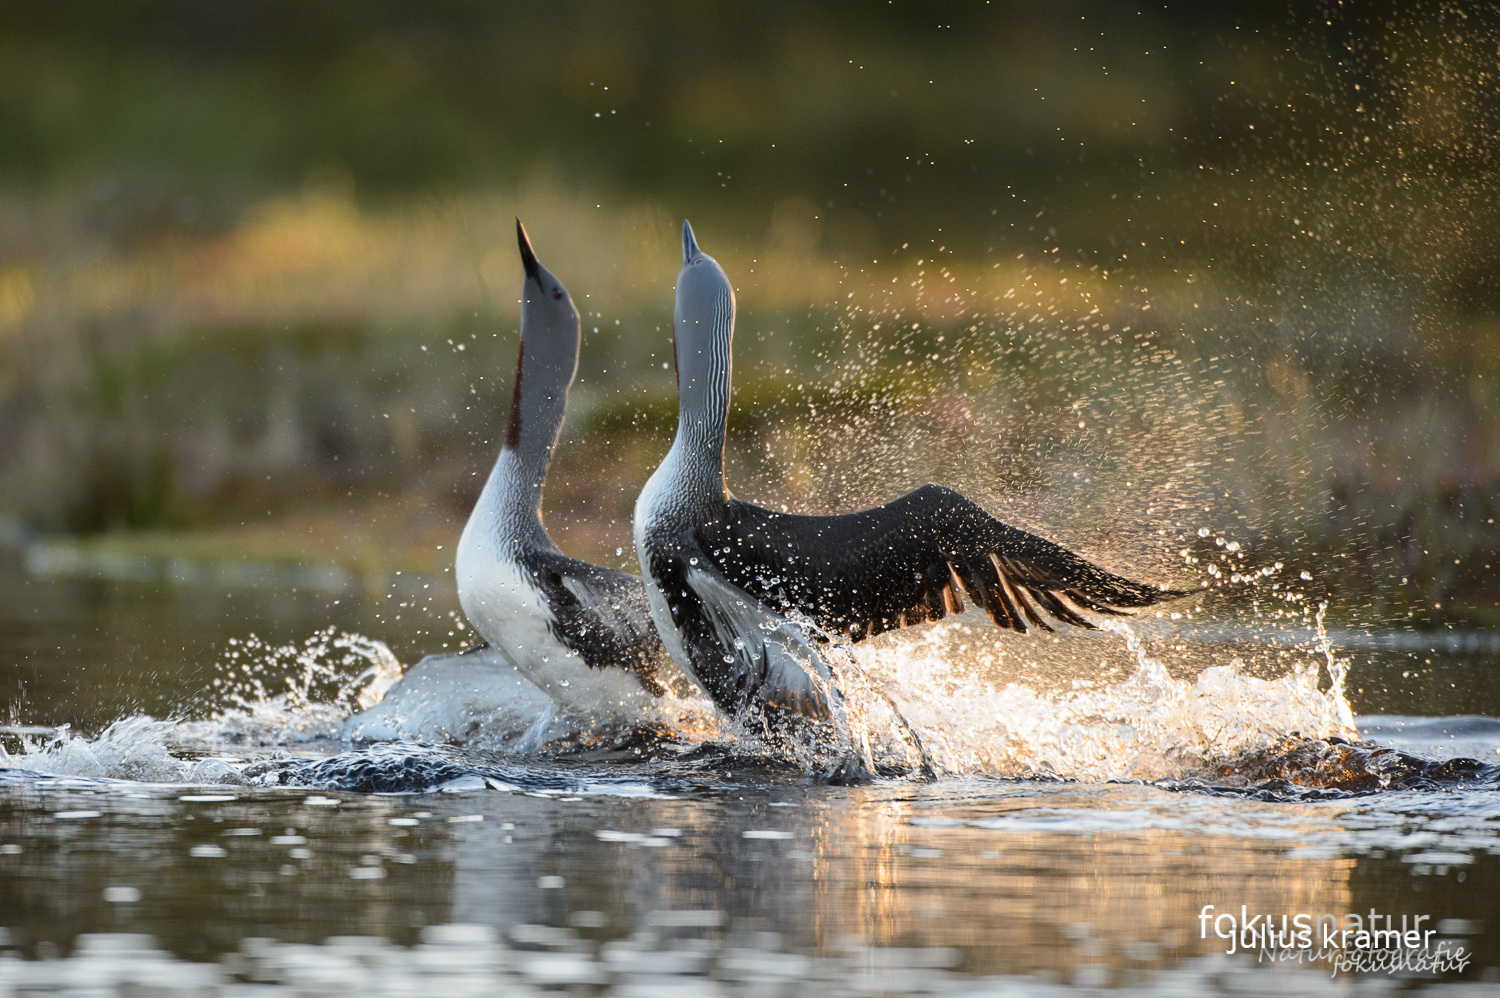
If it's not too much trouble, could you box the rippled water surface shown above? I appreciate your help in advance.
[2,557,1499,995]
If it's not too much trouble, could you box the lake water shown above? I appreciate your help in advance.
[1,553,1498,995]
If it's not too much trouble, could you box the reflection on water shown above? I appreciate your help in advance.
[1,776,1497,991]
[2,560,1499,990]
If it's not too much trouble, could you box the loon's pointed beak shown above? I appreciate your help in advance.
[682,219,700,264]
[517,218,541,284]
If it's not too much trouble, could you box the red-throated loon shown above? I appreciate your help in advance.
[633,221,1186,721]
[456,220,676,720]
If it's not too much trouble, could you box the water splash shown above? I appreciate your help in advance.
[845,618,1360,781]
[0,629,405,782]
[213,627,402,714]
[658,610,1361,784]
[0,628,722,785]
[341,645,560,749]
[0,614,1374,789]
[0,715,241,783]
[1313,602,1357,734]
[180,628,403,747]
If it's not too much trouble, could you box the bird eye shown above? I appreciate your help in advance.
[552,288,563,300]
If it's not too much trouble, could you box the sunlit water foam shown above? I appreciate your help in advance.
[841,616,1358,781]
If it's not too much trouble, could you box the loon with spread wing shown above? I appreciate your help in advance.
[634,221,1186,720]
[456,221,674,720]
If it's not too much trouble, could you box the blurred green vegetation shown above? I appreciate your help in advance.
[0,1,1496,629]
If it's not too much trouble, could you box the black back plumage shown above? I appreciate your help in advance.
[642,532,833,716]
[520,548,668,695]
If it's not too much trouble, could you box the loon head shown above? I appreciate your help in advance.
[516,218,581,371]
[672,220,735,405]
[507,219,581,450]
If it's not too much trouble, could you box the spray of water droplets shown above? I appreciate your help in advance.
[0,629,403,782]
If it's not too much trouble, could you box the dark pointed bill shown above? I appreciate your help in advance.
[516,218,541,283]
[682,219,700,264]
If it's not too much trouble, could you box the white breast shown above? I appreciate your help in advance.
[632,449,702,690]
[458,524,652,720]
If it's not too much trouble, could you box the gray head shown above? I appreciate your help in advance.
[507,219,580,452]
[673,220,735,426]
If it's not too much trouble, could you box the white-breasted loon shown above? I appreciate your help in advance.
[456,221,675,720]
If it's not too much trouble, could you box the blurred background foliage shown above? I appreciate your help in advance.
[0,0,1495,628]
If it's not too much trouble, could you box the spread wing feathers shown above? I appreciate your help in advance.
[705,483,1185,642]
[683,564,838,719]
[524,552,669,696]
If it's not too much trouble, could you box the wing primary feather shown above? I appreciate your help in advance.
[920,565,949,620]
[992,555,1052,631]
[1033,587,1099,630]
[951,557,988,617]
[988,557,1029,633]
[1014,588,1055,632]
[944,563,967,614]
[981,553,1027,633]
[958,555,1009,631]
[1062,587,1129,617]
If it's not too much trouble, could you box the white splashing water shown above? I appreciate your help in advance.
[0,628,723,783]
[844,617,1358,781]
[0,614,1358,785]
[1,629,405,782]
[0,715,233,783]
[174,628,404,748]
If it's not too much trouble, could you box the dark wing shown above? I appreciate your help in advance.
[521,551,670,696]
[699,483,1186,641]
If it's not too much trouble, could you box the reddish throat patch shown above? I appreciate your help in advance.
[505,341,525,449]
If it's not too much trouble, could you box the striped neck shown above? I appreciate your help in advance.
[472,447,553,551]
[669,262,735,501]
